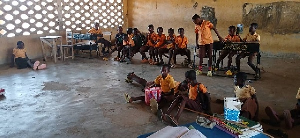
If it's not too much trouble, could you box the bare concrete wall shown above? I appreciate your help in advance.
[128,0,300,57]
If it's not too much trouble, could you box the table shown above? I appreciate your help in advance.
[40,36,63,63]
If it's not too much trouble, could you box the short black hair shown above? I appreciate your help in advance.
[229,26,236,30]
[148,24,154,28]
[162,64,171,71]
[178,28,184,32]
[127,28,133,34]
[17,41,23,46]
[192,14,200,20]
[133,28,138,31]
[250,23,258,29]
[185,70,196,80]
[157,27,163,31]
[118,26,122,29]
[168,28,174,33]
[235,72,247,81]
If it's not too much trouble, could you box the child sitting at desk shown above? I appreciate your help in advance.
[158,28,176,65]
[215,26,242,75]
[172,28,192,68]
[263,88,300,129]
[11,41,46,70]
[114,26,126,61]
[235,23,260,77]
[162,70,211,126]
[125,64,179,113]
[140,24,157,64]
[192,14,223,77]
[88,22,111,55]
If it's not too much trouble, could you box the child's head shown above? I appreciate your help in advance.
[249,23,258,34]
[94,22,99,29]
[157,27,163,35]
[148,24,154,33]
[161,64,170,78]
[168,28,174,36]
[234,72,247,88]
[133,28,139,35]
[178,28,184,36]
[192,14,201,25]
[185,70,196,83]
[127,28,133,34]
[228,26,236,36]
[117,26,123,33]
[179,80,188,91]
[17,41,24,49]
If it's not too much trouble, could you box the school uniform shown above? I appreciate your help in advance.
[13,48,31,69]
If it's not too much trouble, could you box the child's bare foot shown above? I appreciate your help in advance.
[33,61,40,70]
[283,110,293,129]
[37,64,47,70]
[265,106,280,123]
[126,72,135,80]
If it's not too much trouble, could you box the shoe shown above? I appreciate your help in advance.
[114,57,120,61]
[148,59,154,65]
[225,70,233,76]
[171,64,176,68]
[207,71,212,77]
[141,58,148,63]
[283,110,293,129]
[196,70,202,75]
[150,98,158,114]
[188,63,193,69]
[124,93,131,103]
[103,57,108,61]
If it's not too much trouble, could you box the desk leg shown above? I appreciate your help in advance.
[60,38,64,61]
[53,39,57,63]
[40,39,47,62]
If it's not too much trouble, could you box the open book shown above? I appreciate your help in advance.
[147,126,206,138]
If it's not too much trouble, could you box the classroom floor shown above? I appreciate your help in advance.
[0,53,300,138]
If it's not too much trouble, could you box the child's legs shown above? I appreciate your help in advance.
[248,52,257,72]
[15,58,30,69]
[217,50,230,65]
[236,52,246,71]
[206,44,213,70]
[117,45,124,57]
[149,47,154,59]
[227,51,236,68]
[127,73,147,87]
[139,46,149,59]
[166,95,182,115]
[174,96,189,120]
[198,45,206,70]
[131,96,145,102]
[158,48,168,61]
[184,49,191,62]
[168,49,174,65]
[154,48,159,61]
[173,49,178,64]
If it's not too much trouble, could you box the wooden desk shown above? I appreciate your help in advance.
[40,36,63,63]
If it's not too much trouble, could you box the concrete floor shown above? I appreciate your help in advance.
[1,53,300,138]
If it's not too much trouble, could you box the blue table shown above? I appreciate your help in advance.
[138,122,269,138]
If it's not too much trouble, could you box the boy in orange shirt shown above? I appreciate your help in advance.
[172,28,192,68]
[162,70,211,126]
[153,27,166,65]
[216,26,242,75]
[158,28,176,65]
[88,22,112,55]
[192,14,223,77]
[140,24,157,63]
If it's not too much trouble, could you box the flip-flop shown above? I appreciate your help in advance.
[124,93,131,103]
[166,114,178,127]
[265,106,280,123]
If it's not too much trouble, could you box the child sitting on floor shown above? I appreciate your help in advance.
[11,41,46,70]
[263,88,300,129]
[158,28,176,65]
[125,64,179,113]
[162,70,211,126]
[215,26,242,75]
[172,28,192,68]
[234,72,259,121]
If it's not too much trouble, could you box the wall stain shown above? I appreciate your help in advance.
[242,1,300,34]
[200,6,217,27]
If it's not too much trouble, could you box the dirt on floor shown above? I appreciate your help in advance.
[0,53,300,138]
